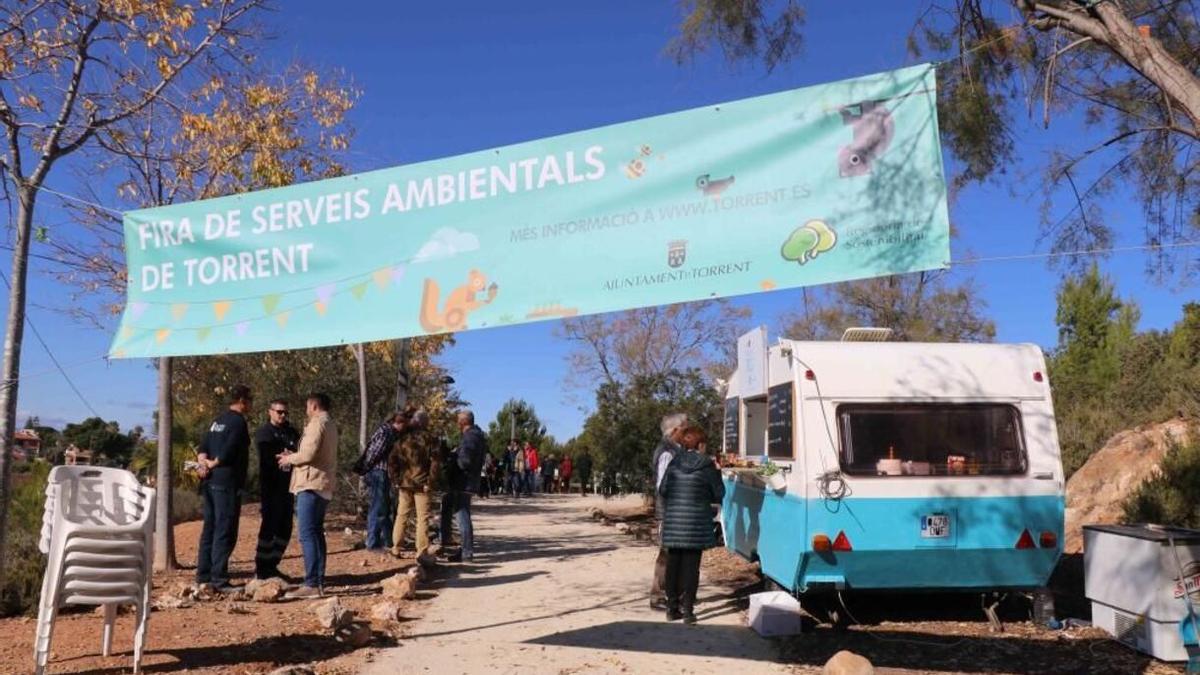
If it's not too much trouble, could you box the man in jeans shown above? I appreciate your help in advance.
[357,410,408,553]
[280,393,339,599]
[441,411,486,562]
[253,398,299,581]
[196,384,253,593]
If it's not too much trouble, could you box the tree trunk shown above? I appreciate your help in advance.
[1092,2,1200,134]
[153,356,177,571]
[394,338,410,411]
[0,186,37,581]
[354,344,368,450]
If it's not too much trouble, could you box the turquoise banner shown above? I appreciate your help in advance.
[112,64,949,358]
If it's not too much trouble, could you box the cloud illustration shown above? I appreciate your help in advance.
[414,227,480,263]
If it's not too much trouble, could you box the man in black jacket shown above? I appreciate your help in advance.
[196,384,252,593]
[440,410,486,562]
[253,398,299,581]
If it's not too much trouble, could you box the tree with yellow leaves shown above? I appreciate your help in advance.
[0,0,270,580]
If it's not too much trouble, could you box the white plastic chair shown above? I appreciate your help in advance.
[35,465,155,675]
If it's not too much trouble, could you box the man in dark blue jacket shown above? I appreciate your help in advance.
[440,410,486,562]
[196,384,252,592]
[253,397,299,581]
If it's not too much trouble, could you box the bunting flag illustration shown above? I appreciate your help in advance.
[197,327,212,342]
[262,294,282,314]
[275,311,291,329]
[155,329,171,344]
[391,264,407,283]
[171,303,189,321]
[130,301,149,321]
[235,321,250,336]
[372,268,392,290]
[350,281,370,300]
[213,300,232,321]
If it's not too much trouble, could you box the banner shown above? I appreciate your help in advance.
[111,64,949,358]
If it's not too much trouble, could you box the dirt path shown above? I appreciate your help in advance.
[365,494,788,675]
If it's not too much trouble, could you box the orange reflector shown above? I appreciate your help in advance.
[1016,529,1036,549]
[812,534,832,552]
[1040,531,1058,549]
[832,531,853,552]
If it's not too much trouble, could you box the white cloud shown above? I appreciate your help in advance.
[413,227,480,264]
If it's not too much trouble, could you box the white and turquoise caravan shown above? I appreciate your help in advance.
[721,328,1065,594]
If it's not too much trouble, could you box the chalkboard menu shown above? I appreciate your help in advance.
[767,382,794,458]
[723,398,739,454]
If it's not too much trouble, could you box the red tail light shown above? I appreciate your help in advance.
[804,369,815,381]
[1016,529,1036,549]
[1033,371,1044,382]
[832,531,853,552]
[1040,531,1058,549]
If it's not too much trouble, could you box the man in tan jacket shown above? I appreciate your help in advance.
[278,392,338,598]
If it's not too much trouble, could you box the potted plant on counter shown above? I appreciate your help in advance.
[757,460,787,492]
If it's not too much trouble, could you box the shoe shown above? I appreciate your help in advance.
[666,608,682,621]
[682,612,697,625]
[649,597,668,611]
[445,551,463,563]
[284,585,322,599]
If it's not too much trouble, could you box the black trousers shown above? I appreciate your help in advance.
[196,482,241,586]
[255,480,294,578]
[665,548,703,614]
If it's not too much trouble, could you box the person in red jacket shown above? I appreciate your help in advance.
[558,454,573,493]
[523,441,539,496]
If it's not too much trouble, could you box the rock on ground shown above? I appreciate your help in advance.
[334,622,373,648]
[823,650,874,675]
[1065,419,1192,553]
[381,573,417,600]
[370,601,403,623]
[267,666,316,675]
[313,597,354,630]
[247,578,287,603]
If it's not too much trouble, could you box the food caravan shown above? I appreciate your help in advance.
[721,328,1065,595]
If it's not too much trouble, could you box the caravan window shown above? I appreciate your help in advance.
[837,404,1027,477]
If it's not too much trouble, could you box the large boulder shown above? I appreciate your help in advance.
[1065,419,1192,554]
[334,622,373,648]
[370,601,403,622]
[823,650,874,675]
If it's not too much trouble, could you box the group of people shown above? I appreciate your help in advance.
[648,413,725,625]
[193,384,489,599]
[192,384,724,622]
[194,386,339,598]
[487,441,592,497]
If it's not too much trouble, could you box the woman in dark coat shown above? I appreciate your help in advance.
[658,426,725,624]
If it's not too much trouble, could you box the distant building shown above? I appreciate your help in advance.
[13,429,40,461]
[64,444,94,466]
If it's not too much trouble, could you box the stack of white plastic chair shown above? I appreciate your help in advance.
[35,465,155,675]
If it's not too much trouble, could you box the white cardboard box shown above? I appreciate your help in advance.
[748,591,803,637]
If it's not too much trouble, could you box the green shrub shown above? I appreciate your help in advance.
[1122,435,1200,528]
[172,487,204,523]
[1,461,50,616]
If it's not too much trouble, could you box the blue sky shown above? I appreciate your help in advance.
[6,1,1196,438]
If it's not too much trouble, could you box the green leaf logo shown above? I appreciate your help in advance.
[781,220,837,264]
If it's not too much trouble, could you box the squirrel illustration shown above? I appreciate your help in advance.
[419,269,499,332]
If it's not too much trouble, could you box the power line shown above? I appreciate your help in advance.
[0,268,102,417]
[948,240,1200,266]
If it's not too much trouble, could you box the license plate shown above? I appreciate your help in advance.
[921,514,950,539]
